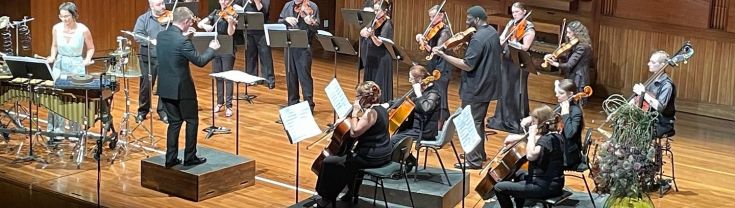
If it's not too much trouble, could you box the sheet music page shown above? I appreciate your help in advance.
[279,101,322,144]
[317,30,333,37]
[452,106,482,153]
[264,24,287,46]
[324,78,352,119]
[193,32,217,37]
[210,70,265,83]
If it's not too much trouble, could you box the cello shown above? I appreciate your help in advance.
[387,70,441,135]
[308,96,370,175]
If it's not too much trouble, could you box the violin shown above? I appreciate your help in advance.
[294,0,316,20]
[541,37,578,68]
[500,11,532,46]
[425,27,476,60]
[419,0,446,53]
[218,1,238,19]
[157,10,173,24]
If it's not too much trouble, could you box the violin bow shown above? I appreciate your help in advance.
[421,0,447,36]
[165,0,180,30]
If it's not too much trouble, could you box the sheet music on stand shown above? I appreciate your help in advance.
[210,70,265,84]
[317,30,358,56]
[452,106,482,153]
[279,101,322,144]
[379,37,415,66]
[324,78,352,119]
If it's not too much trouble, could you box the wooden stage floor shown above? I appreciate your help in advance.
[1,47,735,207]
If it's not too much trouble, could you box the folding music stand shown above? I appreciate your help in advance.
[192,35,234,139]
[380,37,415,99]
[266,27,308,123]
[210,70,264,155]
[3,55,51,165]
[341,8,376,85]
[316,31,357,123]
[236,12,266,101]
[507,47,536,120]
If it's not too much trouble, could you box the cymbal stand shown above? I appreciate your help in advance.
[128,42,159,158]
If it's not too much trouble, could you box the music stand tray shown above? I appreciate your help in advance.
[237,12,265,31]
[341,8,376,28]
[508,47,537,74]
[192,34,234,56]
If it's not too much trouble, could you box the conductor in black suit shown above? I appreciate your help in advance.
[157,7,220,168]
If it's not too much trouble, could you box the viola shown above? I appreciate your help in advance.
[294,0,316,19]
[425,27,476,60]
[541,37,578,68]
[500,11,532,46]
[419,19,445,52]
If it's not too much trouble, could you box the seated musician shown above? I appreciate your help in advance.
[519,79,584,169]
[632,51,676,138]
[314,81,392,207]
[495,105,565,208]
[388,65,441,171]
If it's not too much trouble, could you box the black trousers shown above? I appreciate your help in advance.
[212,54,234,108]
[462,100,490,166]
[428,58,452,125]
[494,171,564,208]
[138,55,166,119]
[315,154,389,202]
[245,34,275,85]
[161,98,199,164]
[285,47,314,108]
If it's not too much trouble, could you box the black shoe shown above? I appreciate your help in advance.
[338,194,356,204]
[267,82,275,89]
[135,113,147,123]
[405,155,417,172]
[165,158,182,168]
[454,162,481,169]
[312,198,333,208]
[184,157,207,166]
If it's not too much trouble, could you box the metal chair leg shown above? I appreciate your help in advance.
[403,167,416,208]
[432,147,452,186]
[380,179,388,208]
[582,174,596,208]
[668,145,679,192]
[373,177,379,206]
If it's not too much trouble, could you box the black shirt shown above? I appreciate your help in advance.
[646,73,676,127]
[278,1,320,43]
[461,24,501,102]
[354,106,392,161]
[557,102,584,168]
[393,85,441,140]
[529,133,565,185]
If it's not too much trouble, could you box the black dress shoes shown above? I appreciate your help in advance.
[454,162,482,170]
[184,157,207,166]
[165,158,182,168]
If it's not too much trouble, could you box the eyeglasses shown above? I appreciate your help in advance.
[59,14,72,19]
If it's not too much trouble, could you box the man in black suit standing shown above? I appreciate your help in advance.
[157,7,220,168]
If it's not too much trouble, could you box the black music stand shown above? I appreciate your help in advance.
[3,55,52,165]
[380,37,414,99]
[236,12,266,101]
[193,35,233,139]
[341,8,376,86]
[507,47,536,120]
[316,32,356,123]
[266,27,308,124]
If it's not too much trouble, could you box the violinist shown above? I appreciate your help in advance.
[278,0,319,110]
[543,20,592,106]
[360,1,393,102]
[495,105,565,208]
[632,51,676,138]
[488,2,535,134]
[235,0,275,89]
[133,0,168,124]
[388,65,442,171]
[313,81,392,207]
[415,4,454,126]
[433,6,501,169]
[198,0,239,117]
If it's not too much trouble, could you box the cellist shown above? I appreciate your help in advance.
[415,3,454,126]
[488,2,535,134]
[313,81,392,207]
[495,105,565,208]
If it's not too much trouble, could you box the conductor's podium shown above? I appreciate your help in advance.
[141,146,256,201]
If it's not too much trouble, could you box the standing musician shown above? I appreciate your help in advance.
[488,2,535,134]
[134,0,168,124]
[235,0,276,89]
[198,0,239,117]
[157,7,220,168]
[433,6,501,169]
[633,51,676,138]
[495,105,566,208]
[415,4,454,126]
[359,0,393,102]
[543,20,592,106]
[313,81,392,207]
[278,0,319,111]
[389,65,441,171]
[45,2,95,143]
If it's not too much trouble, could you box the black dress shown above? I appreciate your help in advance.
[488,20,534,134]
[360,20,394,102]
[315,106,392,202]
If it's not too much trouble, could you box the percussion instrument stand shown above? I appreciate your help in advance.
[12,73,48,165]
[129,46,159,157]
[114,54,151,159]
